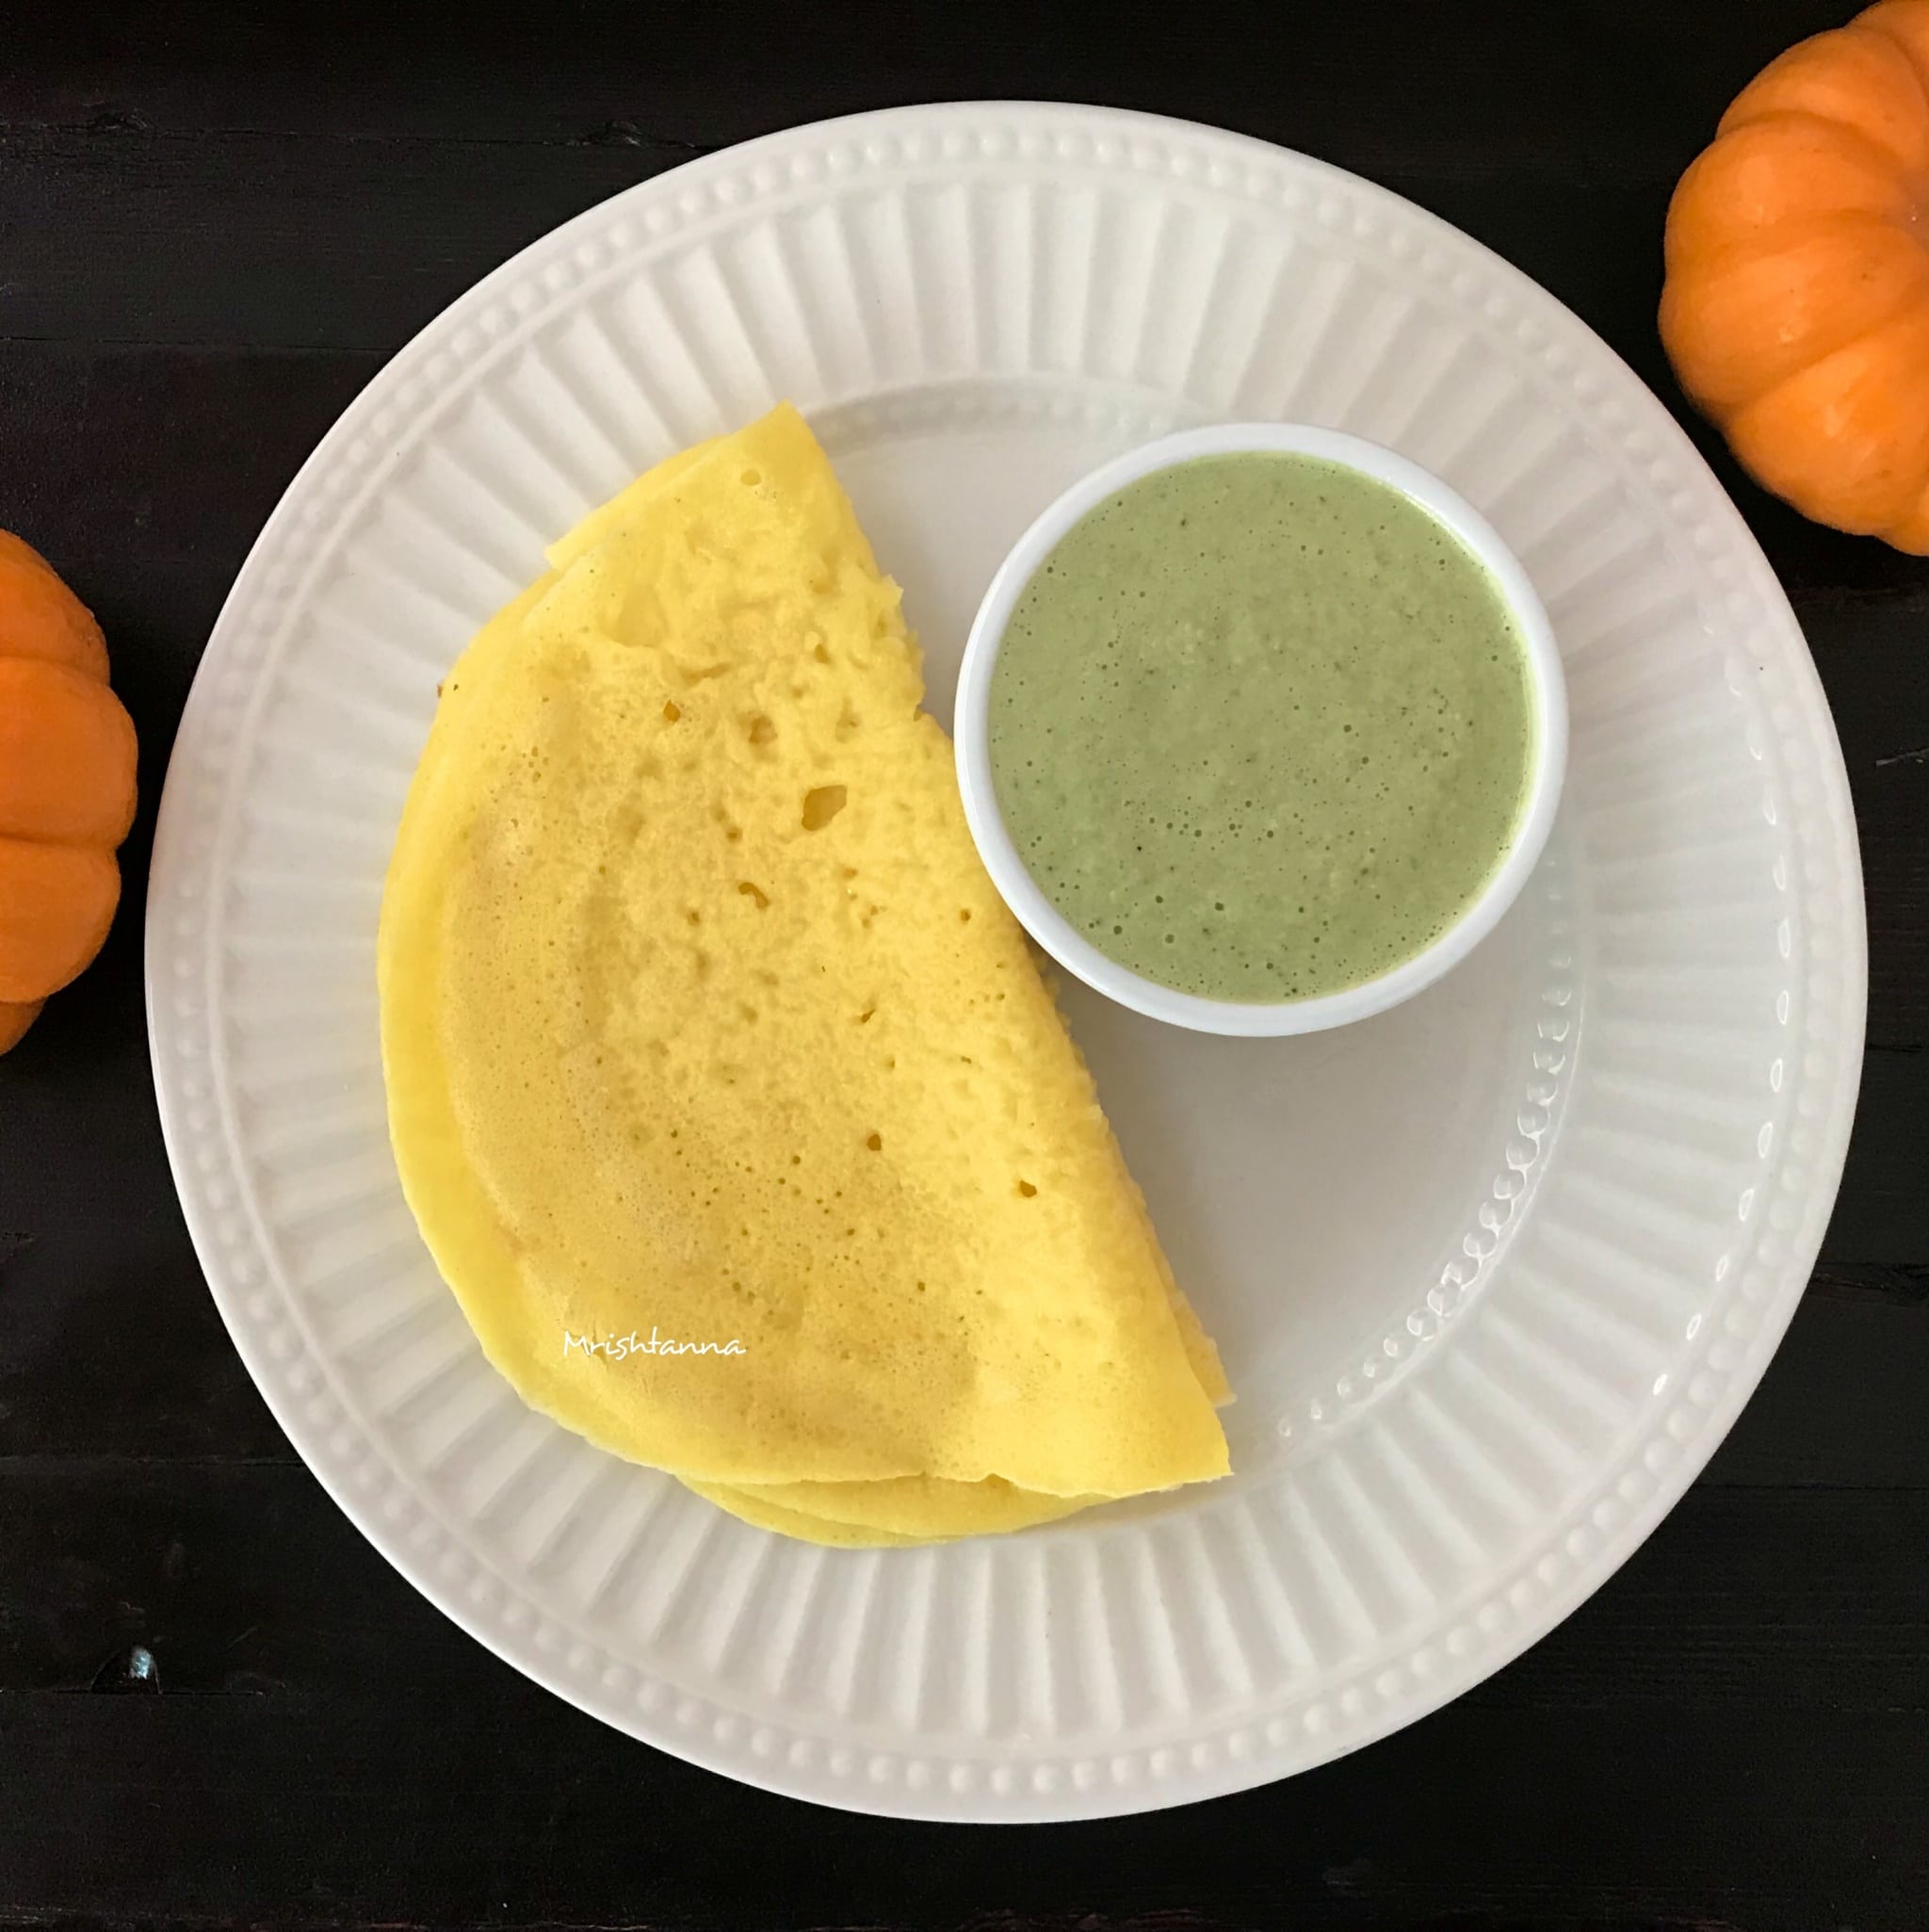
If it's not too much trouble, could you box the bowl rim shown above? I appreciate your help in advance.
[952,421,1571,1037]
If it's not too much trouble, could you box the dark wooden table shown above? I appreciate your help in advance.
[3,5,1925,1927]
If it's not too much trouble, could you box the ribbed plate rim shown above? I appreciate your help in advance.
[144,101,1867,1820]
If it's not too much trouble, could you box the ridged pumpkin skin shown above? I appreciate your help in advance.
[1662,0,1929,551]
[0,532,136,1050]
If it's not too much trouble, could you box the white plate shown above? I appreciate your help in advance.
[146,104,1865,1820]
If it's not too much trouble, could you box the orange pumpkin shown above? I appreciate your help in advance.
[0,531,137,1051]
[1661,0,1929,551]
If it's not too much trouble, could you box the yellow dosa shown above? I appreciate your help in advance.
[379,404,1230,1541]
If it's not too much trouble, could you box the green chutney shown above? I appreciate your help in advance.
[986,452,1536,1003]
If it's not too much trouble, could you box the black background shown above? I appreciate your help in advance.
[2,5,1925,1928]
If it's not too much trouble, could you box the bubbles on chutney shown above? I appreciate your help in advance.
[983,451,1535,1002]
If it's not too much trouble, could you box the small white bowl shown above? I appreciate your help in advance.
[954,423,1568,1037]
